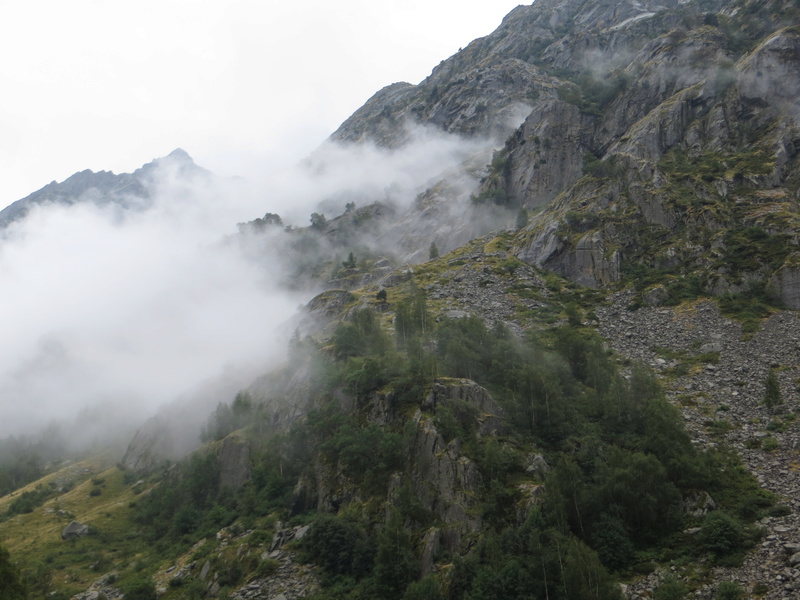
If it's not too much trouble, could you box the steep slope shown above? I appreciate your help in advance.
[330,0,710,146]
[3,2,800,600]
[326,0,800,307]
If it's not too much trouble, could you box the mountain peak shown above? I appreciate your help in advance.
[167,148,193,162]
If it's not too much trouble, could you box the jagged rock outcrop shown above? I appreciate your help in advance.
[400,410,483,548]
[422,378,507,436]
[511,17,800,288]
[768,261,800,309]
[738,27,800,121]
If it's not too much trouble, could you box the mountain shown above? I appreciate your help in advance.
[331,0,800,305]
[2,2,800,600]
[0,148,208,229]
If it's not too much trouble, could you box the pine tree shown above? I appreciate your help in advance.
[310,212,327,229]
[429,241,439,260]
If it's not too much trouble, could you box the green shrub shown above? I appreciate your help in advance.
[120,578,157,600]
[402,575,444,600]
[256,558,279,578]
[7,487,52,516]
[715,581,744,600]
[653,575,688,600]
[764,370,782,411]
[762,437,779,452]
[700,512,744,557]
[246,530,271,547]
[767,504,791,517]
[301,514,375,580]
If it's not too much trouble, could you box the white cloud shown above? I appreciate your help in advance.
[0,120,508,445]
[0,168,304,439]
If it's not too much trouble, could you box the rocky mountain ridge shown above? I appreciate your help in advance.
[328,0,800,307]
[0,148,208,230]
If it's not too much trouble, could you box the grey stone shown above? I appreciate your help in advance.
[61,521,89,540]
[200,560,211,581]
[218,436,251,490]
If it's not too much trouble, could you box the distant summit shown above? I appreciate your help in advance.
[0,149,208,229]
[167,147,192,160]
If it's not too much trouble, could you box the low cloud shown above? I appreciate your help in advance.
[0,168,304,444]
[0,124,506,450]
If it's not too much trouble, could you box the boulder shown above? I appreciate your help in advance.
[524,453,550,479]
[682,491,716,517]
[61,521,90,540]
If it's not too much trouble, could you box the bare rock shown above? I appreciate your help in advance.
[218,434,251,490]
[61,521,89,540]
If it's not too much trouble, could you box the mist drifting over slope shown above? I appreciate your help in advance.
[0,126,503,447]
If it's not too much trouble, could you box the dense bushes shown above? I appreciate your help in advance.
[300,511,415,599]
[451,515,622,600]
[0,545,27,600]
[129,287,767,599]
[132,452,234,544]
[6,486,54,517]
[120,578,157,600]
[320,423,403,494]
[431,313,759,576]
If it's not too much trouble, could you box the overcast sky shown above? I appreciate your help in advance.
[0,0,525,208]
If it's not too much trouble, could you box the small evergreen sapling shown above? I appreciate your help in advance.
[763,369,782,412]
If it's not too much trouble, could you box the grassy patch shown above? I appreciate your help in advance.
[0,461,150,598]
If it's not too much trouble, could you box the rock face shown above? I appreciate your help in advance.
[120,416,174,473]
[323,0,800,294]
[401,410,483,549]
[330,0,697,147]
[768,262,800,310]
[218,434,251,490]
[422,379,507,436]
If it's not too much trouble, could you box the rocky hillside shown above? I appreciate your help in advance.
[328,0,800,306]
[3,2,800,600]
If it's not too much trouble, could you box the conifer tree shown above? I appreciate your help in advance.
[343,252,357,269]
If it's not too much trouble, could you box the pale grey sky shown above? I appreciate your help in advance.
[0,0,525,208]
